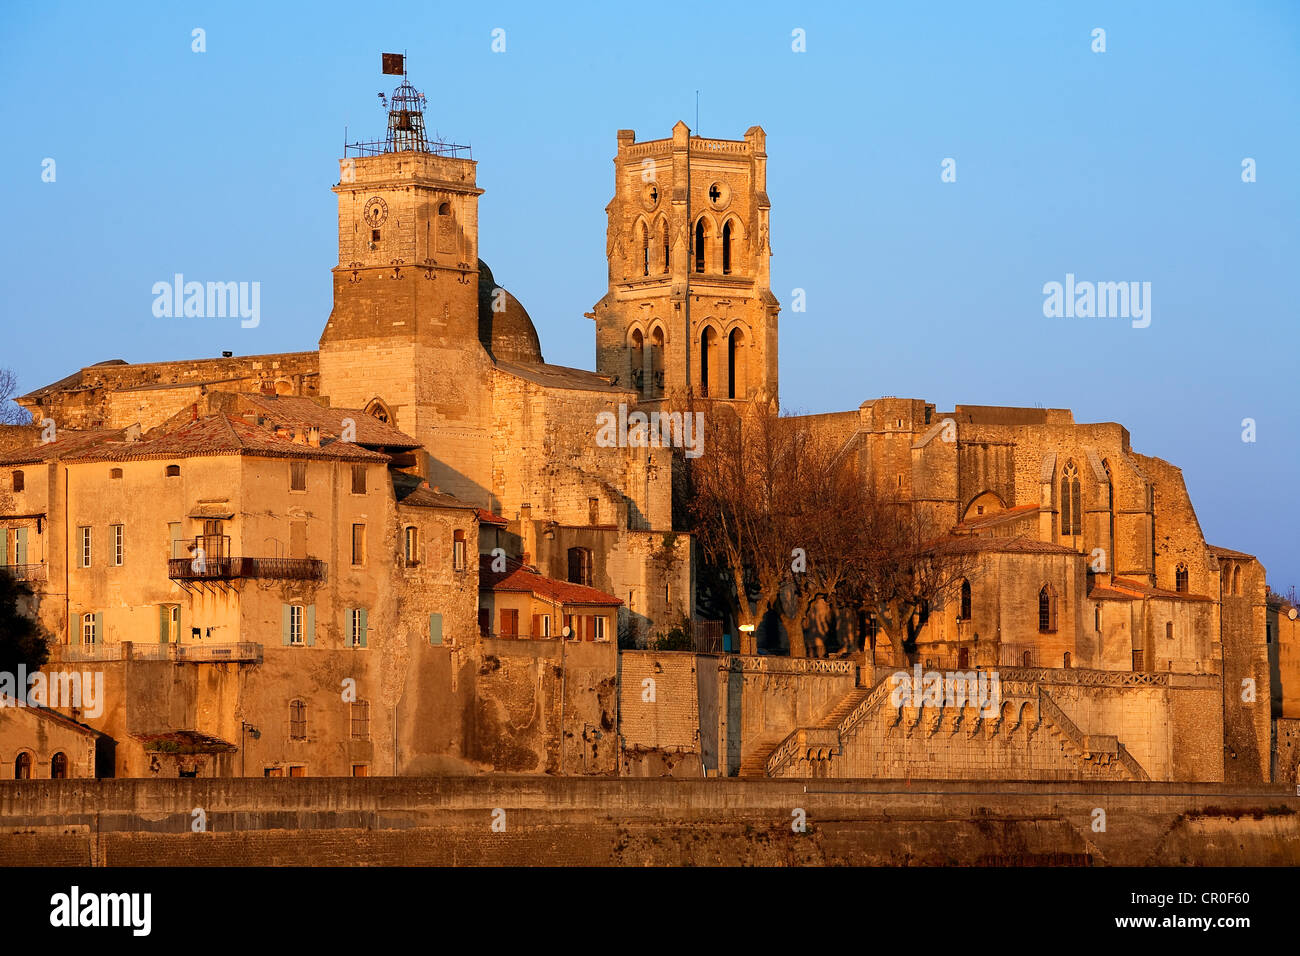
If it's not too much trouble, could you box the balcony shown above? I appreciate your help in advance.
[1,563,46,583]
[169,535,325,583]
[49,641,263,664]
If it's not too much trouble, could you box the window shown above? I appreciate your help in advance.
[1038,586,1056,633]
[289,699,306,739]
[1166,621,1174,640]
[1175,562,1188,594]
[289,765,306,778]
[351,464,367,495]
[1063,652,1072,669]
[11,471,23,493]
[404,526,419,566]
[567,547,592,586]
[161,604,180,643]
[51,752,68,779]
[109,468,123,480]
[663,227,670,274]
[1022,650,1033,667]
[438,201,450,215]
[352,764,368,777]
[722,220,732,274]
[694,218,708,273]
[290,461,307,492]
[111,524,123,567]
[1060,460,1081,536]
[371,229,381,242]
[959,579,971,620]
[1094,606,1102,632]
[264,767,284,778]
[541,614,552,638]
[78,526,91,568]
[500,608,519,637]
[165,464,180,477]
[351,523,365,566]
[350,700,369,740]
[289,605,304,646]
[453,529,466,571]
[588,497,599,525]
[957,647,969,669]
[640,221,649,276]
[1132,649,1145,672]
[348,608,367,648]
[1232,566,1241,596]
[594,616,608,642]
[14,752,31,779]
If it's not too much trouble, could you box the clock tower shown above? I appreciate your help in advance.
[318,73,494,502]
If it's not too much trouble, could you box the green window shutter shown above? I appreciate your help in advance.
[344,608,353,646]
[159,605,169,644]
[429,612,443,646]
[281,604,291,645]
[15,527,28,565]
[0,528,7,566]
[92,612,103,645]
[359,608,368,648]
[306,605,316,646]
[169,522,182,559]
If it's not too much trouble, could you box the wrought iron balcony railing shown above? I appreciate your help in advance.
[1,563,46,583]
[169,536,325,582]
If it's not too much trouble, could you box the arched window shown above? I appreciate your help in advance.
[165,464,181,477]
[694,218,707,273]
[649,326,664,397]
[365,398,392,424]
[1060,461,1081,536]
[959,579,972,620]
[1232,566,1241,596]
[1022,650,1033,667]
[700,325,719,396]
[1175,562,1189,594]
[727,328,746,399]
[14,752,31,779]
[662,224,671,274]
[722,220,732,274]
[51,752,68,779]
[639,221,649,276]
[1038,585,1056,633]
[629,328,645,392]
[1063,651,1072,669]
[289,699,307,740]
[109,468,123,479]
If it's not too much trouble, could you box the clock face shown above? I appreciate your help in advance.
[363,196,388,227]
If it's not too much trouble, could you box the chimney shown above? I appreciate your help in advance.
[190,403,198,421]
[307,426,320,447]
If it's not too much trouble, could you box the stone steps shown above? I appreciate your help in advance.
[737,738,788,777]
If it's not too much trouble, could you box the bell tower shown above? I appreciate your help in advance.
[319,63,494,503]
[592,122,779,406]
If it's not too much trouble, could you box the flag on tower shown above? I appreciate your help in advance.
[382,53,404,75]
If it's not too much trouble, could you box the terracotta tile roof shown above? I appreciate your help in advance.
[0,696,101,736]
[0,428,127,465]
[64,415,388,463]
[932,535,1077,556]
[1090,577,1215,603]
[1209,544,1256,561]
[479,555,622,606]
[493,359,628,393]
[953,503,1041,532]
[132,730,238,753]
[393,472,476,510]
[237,394,419,448]
[476,509,508,526]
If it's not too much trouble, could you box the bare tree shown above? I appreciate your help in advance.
[0,369,31,425]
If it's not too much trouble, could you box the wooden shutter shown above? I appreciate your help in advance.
[531,614,541,638]
[13,527,25,565]
[429,612,443,645]
[92,612,102,645]
[306,605,316,646]
[359,608,368,648]
[159,605,169,644]
[0,528,7,566]
[281,604,291,645]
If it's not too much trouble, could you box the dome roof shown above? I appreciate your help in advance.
[477,260,543,365]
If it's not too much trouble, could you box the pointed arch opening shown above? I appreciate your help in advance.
[648,325,665,398]
[722,220,733,274]
[726,327,747,399]
[639,220,650,276]
[1038,584,1057,633]
[1060,460,1081,536]
[700,325,720,396]
[629,328,645,394]
[694,217,709,273]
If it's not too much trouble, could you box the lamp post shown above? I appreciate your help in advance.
[240,721,260,777]
[738,623,756,656]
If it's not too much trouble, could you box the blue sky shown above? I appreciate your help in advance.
[1,1,1297,587]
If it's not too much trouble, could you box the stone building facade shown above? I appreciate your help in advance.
[1,69,1283,784]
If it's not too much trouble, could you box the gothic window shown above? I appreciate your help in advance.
[1038,585,1056,633]
[14,752,31,779]
[639,221,649,276]
[649,326,665,397]
[722,220,732,274]
[727,328,746,399]
[662,225,670,274]
[1060,460,1081,536]
[1063,651,1072,669]
[1232,566,1241,596]
[959,579,972,620]
[694,218,707,272]
[1175,562,1189,594]
[630,329,645,392]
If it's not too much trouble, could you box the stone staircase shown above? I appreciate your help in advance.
[814,687,873,729]
[738,737,789,778]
